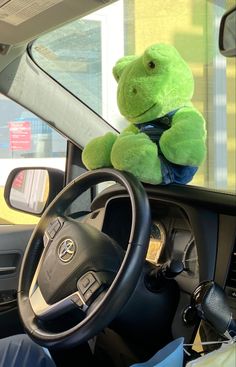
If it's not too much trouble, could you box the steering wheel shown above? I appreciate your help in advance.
[18,168,151,348]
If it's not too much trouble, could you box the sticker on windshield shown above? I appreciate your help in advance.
[0,0,64,26]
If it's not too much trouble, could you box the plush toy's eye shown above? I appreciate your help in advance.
[148,61,156,69]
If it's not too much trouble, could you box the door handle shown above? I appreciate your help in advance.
[0,266,16,275]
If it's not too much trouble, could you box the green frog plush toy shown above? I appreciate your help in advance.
[82,43,206,184]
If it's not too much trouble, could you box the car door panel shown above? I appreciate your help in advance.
[0,225,34,337]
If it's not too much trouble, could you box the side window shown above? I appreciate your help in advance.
[0,93,67,225]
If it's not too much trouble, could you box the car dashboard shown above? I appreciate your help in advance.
[98,196,199,294]
[80,182,236,350]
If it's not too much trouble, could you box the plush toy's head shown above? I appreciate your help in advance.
[113,43,194,123]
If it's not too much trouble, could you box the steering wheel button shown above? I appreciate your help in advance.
[53,221,61,232]
[81,277,90,288]
[47,219,62,239]
[71,294,83,307]
[48,229,57,238]
[78,273,96,294]
[90,281,100,293]
[84,289,93,301]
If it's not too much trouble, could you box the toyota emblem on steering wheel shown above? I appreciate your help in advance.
[58,239,76,262]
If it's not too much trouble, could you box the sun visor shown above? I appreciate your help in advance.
[0,0,118,45]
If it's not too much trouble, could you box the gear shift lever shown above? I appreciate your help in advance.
[183,280,236,339]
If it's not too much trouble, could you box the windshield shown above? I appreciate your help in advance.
[31,0,236,194]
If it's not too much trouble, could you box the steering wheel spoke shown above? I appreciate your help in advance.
[29,284,87,321]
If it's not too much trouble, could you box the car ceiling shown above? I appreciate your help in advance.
[0,0,117,45]
[0,0,118,70]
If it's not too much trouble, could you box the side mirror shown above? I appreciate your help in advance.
[4,167,64,216]
[219,6,236,57]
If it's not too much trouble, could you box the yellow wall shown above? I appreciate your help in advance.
[226,58,236,191]
[125,0,236,191]
[226,0,235,192]
[0,187,39,224]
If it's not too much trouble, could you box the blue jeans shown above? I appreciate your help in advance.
[160,157,198,185]
[0,334,56,367]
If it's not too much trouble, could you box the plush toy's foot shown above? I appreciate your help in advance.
[82,132,117,170]
[111,132,162,184]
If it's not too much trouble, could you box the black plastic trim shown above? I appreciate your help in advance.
[92,183,236,215]
[219,5,236,57]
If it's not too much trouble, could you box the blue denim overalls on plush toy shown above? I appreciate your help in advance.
[136,109,198,185]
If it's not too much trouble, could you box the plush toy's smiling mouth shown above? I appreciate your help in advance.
[129,102,157,119]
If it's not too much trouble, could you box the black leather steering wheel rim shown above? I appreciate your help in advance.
[18,168,151,348]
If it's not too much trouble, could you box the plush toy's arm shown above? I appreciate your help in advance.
[159,107,206,166]
[82,132,117,170]
[82,124,138,170]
